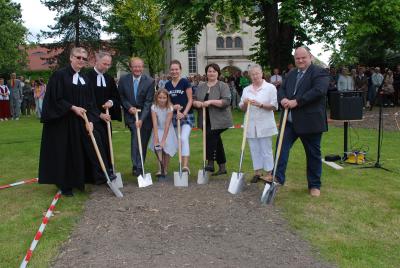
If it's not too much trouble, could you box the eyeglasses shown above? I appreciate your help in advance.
[73,55,88,61]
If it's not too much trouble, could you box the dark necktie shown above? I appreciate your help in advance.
[293,71,303,95]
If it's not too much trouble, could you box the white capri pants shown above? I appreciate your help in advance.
[176,124,191,157]
[247,137,274,171]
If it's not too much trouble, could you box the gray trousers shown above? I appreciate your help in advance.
[9,96,21,119]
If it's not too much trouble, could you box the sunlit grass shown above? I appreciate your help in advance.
[0,110,399,267]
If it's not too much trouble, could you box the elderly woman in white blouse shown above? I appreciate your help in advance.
[239,64,278,183]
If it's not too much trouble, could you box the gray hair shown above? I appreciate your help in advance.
[70,47,87,57]
[95,50,112,61]
[248,64,263,74]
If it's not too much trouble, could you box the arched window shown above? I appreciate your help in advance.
[216,37,224,49]
[234,37,243,48]
[226,37,233,48]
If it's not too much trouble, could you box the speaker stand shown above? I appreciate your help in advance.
[362,92,392,172]
[343,121,349,159]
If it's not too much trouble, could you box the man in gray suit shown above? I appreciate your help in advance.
[118,57,155,176]
[8,73,23,120]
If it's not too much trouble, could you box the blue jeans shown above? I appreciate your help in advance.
[275,122,322,189]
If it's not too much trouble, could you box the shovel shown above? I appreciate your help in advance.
[105,108,123,188]
[135,110,153,188]
[228,102,251,194]
[154,145,166,180]
[261,108,288,204]
[197,106,209,184]
[83,113,123,198]
[174,117,188,187]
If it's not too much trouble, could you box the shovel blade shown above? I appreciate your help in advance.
[197,169,209,184]
[106,180,123,198]
[138,173,153,188]
[174,171,188,187]
[260,183,271,204]
[228,172,245,194]
[261,182,278,204]
[111,172,123,189]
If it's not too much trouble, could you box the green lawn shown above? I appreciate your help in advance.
[0,111,399,267]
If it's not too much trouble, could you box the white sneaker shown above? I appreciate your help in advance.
[16,117,20,120]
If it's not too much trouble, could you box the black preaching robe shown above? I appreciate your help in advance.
[86,68,122,121]
[86,68,122,168]
[39,65,108,190]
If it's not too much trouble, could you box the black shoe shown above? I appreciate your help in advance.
[251,175,260,183]
[205,165,215,172]
[61,188,74,197]
[212,169,227,176]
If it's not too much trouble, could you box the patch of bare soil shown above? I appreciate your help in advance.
[53,179,334,268]
[329,107,400,131]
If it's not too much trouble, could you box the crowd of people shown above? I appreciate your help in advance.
[0,74,46,121]
[328,65,399,108]
[34,46,331,199]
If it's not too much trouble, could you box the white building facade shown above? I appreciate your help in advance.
[164,20,259,77]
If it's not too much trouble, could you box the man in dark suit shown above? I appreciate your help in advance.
[87,51,122,170]
[276,46,330,197]
[118,57,155,176]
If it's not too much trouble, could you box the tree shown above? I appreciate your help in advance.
[105,0,166,75]
[334,0,400,67]
[40,0,104,68]
[0,0,27,75]
[159,0,354,71]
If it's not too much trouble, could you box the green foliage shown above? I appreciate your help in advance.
[335,0,400,66]
[40,0,104,68]
[105,0,166,75]
[0,0,28,74]
[159,0,353,70]
[21,70,53,83]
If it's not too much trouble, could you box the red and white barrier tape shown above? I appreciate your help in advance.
[20,191,62,268]
[0,178,38,190]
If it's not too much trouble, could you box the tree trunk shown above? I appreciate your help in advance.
[260,0,295,71]
[73,0,80,47]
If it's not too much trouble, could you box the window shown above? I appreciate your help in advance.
[188,47,197,74]
[216,37,224,49]
[226,37,233,48]
[234,37,243,48]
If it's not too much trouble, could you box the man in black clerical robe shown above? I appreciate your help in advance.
[86,51,122,171]
[39,47,112,196]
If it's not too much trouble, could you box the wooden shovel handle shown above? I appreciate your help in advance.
[241,103,251,152]
[83,113,107,175]
[272,108,288,179]
[177,117,182,169]
[202,106,206,168]
[105,108,115,168]
[134,109,145,175]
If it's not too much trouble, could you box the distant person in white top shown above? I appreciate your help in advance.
[239,64,278,183]
[270,68,282,89]
[337,67,354,91]
[158,75,168,89]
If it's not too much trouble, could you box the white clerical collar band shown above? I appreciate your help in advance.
[97,74,106,87]
[72,73,86,85]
